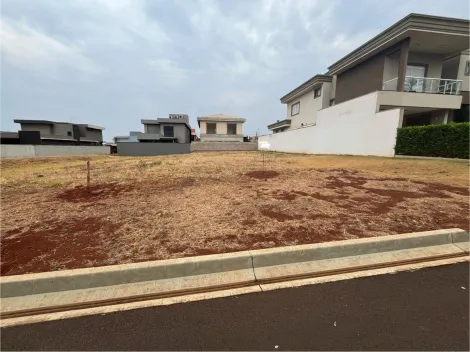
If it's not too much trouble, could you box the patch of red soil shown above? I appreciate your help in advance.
[412,181,469,196]
[1,217,121,276]
[324,175,369,189]
[166,243,188,254]
[272,190,297,201]
[245,171,280,179]
[309,192,349,202]
[57,183,134,203]
[189,248,221,256]
[242,219,257,226]
[260,208,303,222]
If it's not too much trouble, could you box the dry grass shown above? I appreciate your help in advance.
[1,152,469,275]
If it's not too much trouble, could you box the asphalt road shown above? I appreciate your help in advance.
[2,263,469,351]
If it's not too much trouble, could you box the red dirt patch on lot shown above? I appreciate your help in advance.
[260,208,303,222]
[57,183,134,203]
[245,171,280,179]
[1,217,121,275]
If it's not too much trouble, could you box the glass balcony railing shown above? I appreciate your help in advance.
[382,76,462,95]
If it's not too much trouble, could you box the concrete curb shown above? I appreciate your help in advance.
[1,228,469,318]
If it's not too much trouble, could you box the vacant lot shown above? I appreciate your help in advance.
[1,152,469,276]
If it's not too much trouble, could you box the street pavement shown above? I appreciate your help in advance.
[2,262,469,351]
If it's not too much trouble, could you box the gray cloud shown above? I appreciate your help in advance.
[1,0,469,140]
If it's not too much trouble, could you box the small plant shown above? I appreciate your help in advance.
[137,160,147,171]
[149,161,162,167]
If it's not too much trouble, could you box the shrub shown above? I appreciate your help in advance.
[395,122,469,159]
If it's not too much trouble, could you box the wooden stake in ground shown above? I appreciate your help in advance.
[87,160,90,193]
[263,150,265,172]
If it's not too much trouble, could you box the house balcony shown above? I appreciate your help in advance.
[382,76,462,95]
[379,76,463,111]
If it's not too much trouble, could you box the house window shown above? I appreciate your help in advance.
[67,131,72,136]
[207,123,216,134]
[163,126,174,137]
[314,88,321,98]
[227,123,237,135]
[465,61,470,76]
[291,102,300,116]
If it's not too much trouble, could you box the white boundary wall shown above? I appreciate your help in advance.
[1,145,110,158]
[259,92,402,157]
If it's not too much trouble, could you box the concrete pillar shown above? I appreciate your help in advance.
[236,123,243,135]
[398,108,405,128]
[396,38,410,92]
[443,110,449,124]
[200,122,207,134]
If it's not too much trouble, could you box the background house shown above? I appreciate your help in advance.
[116,114,192,156]
[139,117,191,143]
[114,132,140,143]
[197,114,245,142]
[2,119,105,145]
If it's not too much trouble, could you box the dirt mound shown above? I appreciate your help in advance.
[245,171,280,179]
[57,183,133,203]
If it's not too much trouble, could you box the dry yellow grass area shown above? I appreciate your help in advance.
[1,152,469,276]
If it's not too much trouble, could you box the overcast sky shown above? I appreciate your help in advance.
[1,0,469,140]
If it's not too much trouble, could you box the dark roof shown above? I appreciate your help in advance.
[141,119,191,130]
[14,119,58,125]
[280,74,332,103]
[14,120,105,130]
[267,119,292,130]
[328,13,470,74]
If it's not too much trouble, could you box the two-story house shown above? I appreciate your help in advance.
[115,114,192,156]
[138,114,192,143]
[197,114,246,142]
[269,13,469,133]
[12,119,104,145]
[269,75,334,133]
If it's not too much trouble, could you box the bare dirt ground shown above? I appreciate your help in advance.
[1,152,469,276]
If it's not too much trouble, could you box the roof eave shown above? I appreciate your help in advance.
[328,13,470,75]
[280,75,332,104]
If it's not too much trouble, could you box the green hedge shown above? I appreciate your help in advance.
[395,122,469,159]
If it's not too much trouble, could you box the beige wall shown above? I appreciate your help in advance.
[52,123,74,136]
[216,122,227,134]
[330,76,337,100]
[322,82,332,108]
[407,52,446,78]
[457,51,470,92]
[200,121,207,134]
[198,120,244,141]
[286,84,329,129]
[377,90,462,110]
